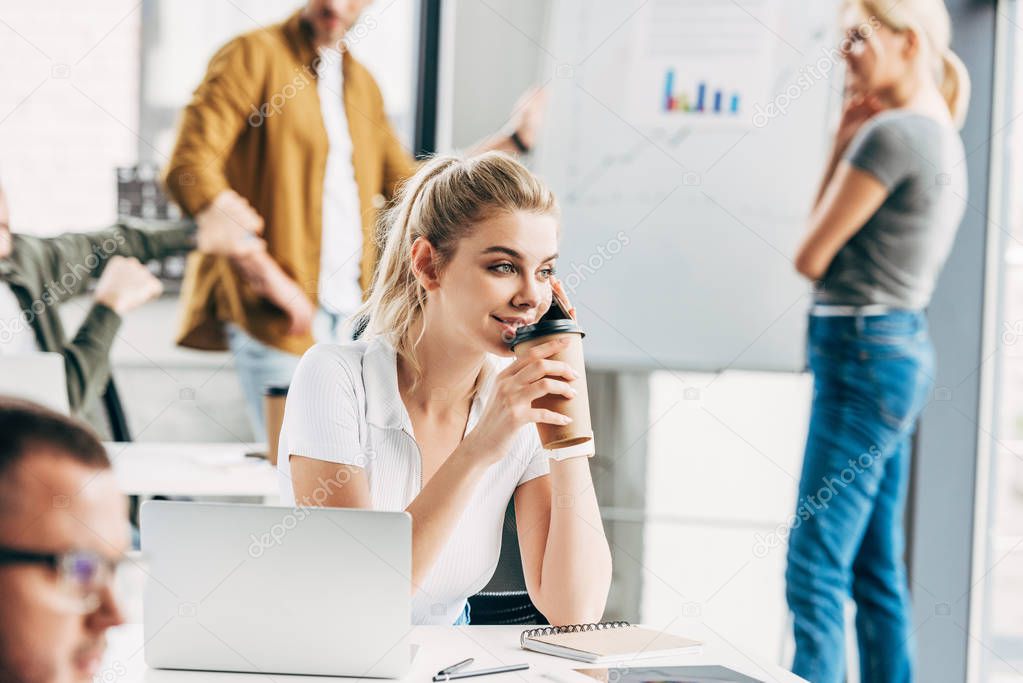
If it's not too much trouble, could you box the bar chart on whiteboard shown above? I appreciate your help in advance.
[628,0,780,126]
[534,0,841,372]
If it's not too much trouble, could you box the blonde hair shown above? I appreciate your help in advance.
[348,151,559,379]
[850,0,971,128]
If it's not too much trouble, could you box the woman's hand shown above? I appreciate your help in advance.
[463,336,579,466]
[550,276,577,321]
[834,92,883,156]
[813,90,884,211]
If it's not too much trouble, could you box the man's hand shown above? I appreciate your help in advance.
[94,256,164,314]
[231,251,315,336]
[196,190,266,256]
[275,278,316,336]
[255,259,315,336]
[507,86,549,150]
[467,86,549,157]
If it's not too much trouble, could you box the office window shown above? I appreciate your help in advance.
[0,0,419,235]
[139,0,419,161]
[0,0,141,233]
[977,0,1023,679]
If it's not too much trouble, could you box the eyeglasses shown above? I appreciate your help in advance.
[847,26,869,43]
[841,26,870,55]
[0,546,125,614]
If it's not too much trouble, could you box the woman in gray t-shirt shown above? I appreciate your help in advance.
[786,1,969,682]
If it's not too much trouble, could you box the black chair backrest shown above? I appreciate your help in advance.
[467,498,548,625]
[103,378,132,441]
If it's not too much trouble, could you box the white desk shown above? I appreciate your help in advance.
[100,622,805,683]
[105,442,279,501]
[100,448,805,682]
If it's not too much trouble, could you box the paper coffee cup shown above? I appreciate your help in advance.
[510,319,593,450]
[263,385,288,466]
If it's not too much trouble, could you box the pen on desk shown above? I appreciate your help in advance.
[431,663,530,681]
[437,658,474,676]
[540,673,583,683]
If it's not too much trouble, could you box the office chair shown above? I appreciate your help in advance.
[103,378,132,441]
[467,499,549,625]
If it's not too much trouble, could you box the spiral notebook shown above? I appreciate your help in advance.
[519,621,702,664]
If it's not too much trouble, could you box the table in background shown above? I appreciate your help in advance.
[105,442,279,502]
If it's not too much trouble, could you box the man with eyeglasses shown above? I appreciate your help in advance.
[0,398,126,682]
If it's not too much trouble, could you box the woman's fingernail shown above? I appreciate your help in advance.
[561,415,573,424]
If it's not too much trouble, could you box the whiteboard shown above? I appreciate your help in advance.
[534,0,842,372]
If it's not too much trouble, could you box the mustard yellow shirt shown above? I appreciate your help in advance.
[165,10,416,354]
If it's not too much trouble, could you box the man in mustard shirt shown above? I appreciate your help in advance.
[165,0,544,437]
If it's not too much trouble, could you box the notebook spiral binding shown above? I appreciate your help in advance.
[520,621,632,647]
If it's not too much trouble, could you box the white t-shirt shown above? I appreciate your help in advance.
[315,49,364,315]
[0,282,37,354]
[277,337,552,625]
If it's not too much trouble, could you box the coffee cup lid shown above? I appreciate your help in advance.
[509,318,585,351]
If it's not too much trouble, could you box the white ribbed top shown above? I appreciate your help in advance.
[277,337,550,625]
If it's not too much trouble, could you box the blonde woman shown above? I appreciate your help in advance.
[277,152,612,626]
[788,1,969,681]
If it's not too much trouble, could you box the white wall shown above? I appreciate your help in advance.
[642,370,809,662]
[0,0,141,233]
[441,0,550,150]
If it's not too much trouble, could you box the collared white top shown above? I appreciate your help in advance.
[315,48,364,315]
[277,336,551,625]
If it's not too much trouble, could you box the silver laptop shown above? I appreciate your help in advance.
[0,352,69,413]
[141,501,414,678]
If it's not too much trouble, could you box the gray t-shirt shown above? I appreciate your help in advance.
[815,110,967,309]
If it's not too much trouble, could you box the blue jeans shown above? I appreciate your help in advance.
[453,601,471,625]
[226,308,353,439]
[226,324,302,440]
[786,311,934,683]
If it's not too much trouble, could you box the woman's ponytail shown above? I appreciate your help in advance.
[940,49,970,130]
[344,151,559,382]
[343,155,460,352]
[855,0,971,129]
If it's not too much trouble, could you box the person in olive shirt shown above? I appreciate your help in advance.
[0,172,264,430]
[0,188,187,422]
